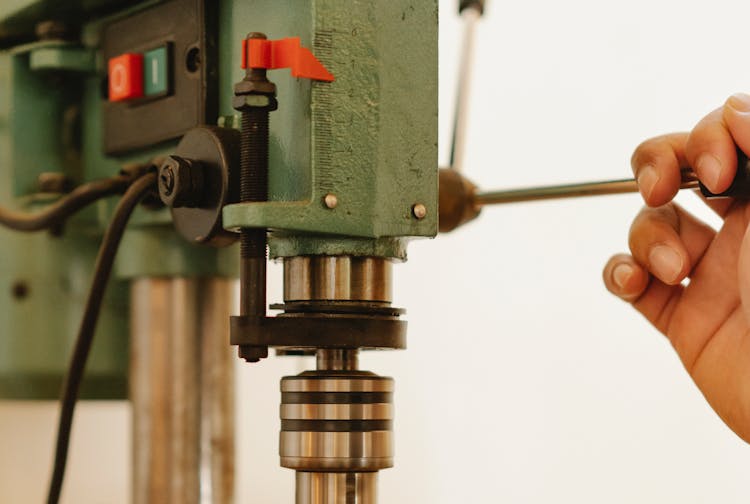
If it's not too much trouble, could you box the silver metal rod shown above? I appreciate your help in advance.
[474,176,700,206]
[449,5,481,172]
[169,279,201,504]
[295,472,378,504]
[131,279,171,504]
[199,279,236,504]
[316,349,359,371]
[130,278,235,504]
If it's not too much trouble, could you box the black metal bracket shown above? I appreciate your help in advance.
[231,314,407,363]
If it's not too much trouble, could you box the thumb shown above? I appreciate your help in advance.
[723,93,750,156]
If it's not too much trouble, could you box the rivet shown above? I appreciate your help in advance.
[324,193,338,209]
[412,203,427,220]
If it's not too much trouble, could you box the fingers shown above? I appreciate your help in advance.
[684,93,750,196]
[603,254,682,335]
[603,254,650,301]
[632,94,750,212]
[723,94,750,166]
[631,133,688,207]
[628,204,716,285]
[664,205,747,369]
[685,107,738,194]
[604,203,716,335]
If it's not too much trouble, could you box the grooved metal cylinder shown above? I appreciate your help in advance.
[279,372,394,473]
[283,256,393,303]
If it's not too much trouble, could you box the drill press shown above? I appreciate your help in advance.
[220,14,436,499]
[2,0,744,502]
[0,0,436,502]
[156,3,437,499]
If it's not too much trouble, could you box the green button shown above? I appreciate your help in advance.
[144,46,169,96]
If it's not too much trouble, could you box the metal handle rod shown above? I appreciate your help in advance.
[474,173,699,206]
[449,5,482,172]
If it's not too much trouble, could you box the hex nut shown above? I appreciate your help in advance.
[233,79,277,96]
[232,93,279,111]
[158,156,204,208]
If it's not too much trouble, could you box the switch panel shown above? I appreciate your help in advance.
[107,45,171,102]
[102,0,217,155]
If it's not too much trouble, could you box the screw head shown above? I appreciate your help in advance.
[412,203,427,220]
[323,193,338,209]
[158,156,204,208]
[159,166,175,196]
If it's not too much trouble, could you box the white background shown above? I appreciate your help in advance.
[2,0,750,502]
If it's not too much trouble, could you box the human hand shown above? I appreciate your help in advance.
[603,93,750,443]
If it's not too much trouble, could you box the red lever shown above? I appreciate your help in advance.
[241,37,334,82]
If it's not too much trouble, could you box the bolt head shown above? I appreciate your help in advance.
[323,193,338,209]
[239,345,268,363]
[412,203,427,220]
[158,156,204,208]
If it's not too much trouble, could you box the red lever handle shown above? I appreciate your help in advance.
[241,37,334,82]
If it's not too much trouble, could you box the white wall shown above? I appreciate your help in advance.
[2,0,750,502]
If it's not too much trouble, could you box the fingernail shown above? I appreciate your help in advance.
[648,245,684,283]
[695,153,723,192]
[612,263,633,290]
[637,165,659,201]
[726,93,750,114]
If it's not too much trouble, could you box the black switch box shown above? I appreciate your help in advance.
[102,0,218,155]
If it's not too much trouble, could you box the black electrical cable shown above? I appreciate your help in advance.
[0,174,132,232]
[46,172,157,504]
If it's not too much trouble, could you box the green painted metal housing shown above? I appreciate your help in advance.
[0,0,438,398]
[221,0,439,259]
[0,48,130,399]
[0,2,232,399]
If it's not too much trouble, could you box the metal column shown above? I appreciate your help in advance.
[130,278,235,504]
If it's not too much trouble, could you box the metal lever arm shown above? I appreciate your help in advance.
[474,149,750,206]
[449,0,484,172]
[474,170,699,206]
[439,150,750,233]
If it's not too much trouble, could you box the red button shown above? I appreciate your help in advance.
[109,53,144,102]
